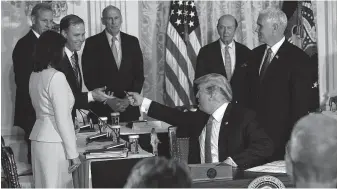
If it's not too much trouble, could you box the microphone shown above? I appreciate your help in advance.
[77,110,94,131]
[78,109,110,144]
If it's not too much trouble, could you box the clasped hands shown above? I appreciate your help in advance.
[91,87,130,112]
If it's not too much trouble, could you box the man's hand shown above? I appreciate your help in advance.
[106,98,129,112]
[92,87,113,102]
[127,92,144,106]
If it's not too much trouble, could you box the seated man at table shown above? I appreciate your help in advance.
[124,156,192,188]
[127,73,273,169]
[285,114,337,188]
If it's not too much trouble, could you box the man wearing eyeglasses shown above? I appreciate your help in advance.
[82,5,144,122]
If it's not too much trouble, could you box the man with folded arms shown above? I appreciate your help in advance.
[128,73,273,169]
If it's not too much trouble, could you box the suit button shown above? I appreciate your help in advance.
[235,101,238,104]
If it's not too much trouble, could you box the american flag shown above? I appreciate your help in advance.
[164,0,201,107]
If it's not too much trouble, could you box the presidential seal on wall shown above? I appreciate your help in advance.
[248,175,285,188]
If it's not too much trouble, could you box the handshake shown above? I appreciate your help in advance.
[105,91,144,112]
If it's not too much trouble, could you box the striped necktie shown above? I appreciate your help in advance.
[111,36,120,69]
[70,52,80,87]
[260,48,273,81]
[224,45,232,81]
[205,115,215,163]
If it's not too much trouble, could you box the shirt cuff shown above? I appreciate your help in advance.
[226,157,238,167]
[140,98,152,114]
[88,91,94,102]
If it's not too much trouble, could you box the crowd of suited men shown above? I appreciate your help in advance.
[11,2,335,188]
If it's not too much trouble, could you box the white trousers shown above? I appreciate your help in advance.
[31,141,74,188]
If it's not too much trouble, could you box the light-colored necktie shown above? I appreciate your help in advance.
[111,36,120,69]
[70,52,80,87]
[260,48,273,81]
[224,45,232,81]
[205,115,214,163]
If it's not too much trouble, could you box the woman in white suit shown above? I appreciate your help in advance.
[28,31,80,188]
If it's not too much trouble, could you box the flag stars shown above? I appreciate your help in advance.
[178,0,183,6]
[184,10,189,16]
[189,21,194,27]
[175,19,181,26]
[190,1,195,8]
[171,9,175,15]
[190,11,195,18]
[177,9,182,16]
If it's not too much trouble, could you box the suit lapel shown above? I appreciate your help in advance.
[214,41,228,77]
[260,42,288,82]
[62,56,80,92]
[101,31,119,71]
[218,103,233,161]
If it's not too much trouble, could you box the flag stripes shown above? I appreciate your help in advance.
[164,0,201,107]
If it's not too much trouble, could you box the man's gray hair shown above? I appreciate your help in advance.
[194,73,232,102]
[31,3,52,18]
[102,5,121,18]
[259,8,287,32]
[287,113,337,184]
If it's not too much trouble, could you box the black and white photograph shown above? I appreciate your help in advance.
[1,0,336,188]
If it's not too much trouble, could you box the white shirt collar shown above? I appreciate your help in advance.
[64,46,75,60]
[32,29,40,38]
[219,40,235,50]
[212,102,229,123]
[268,37,285,55]
[105,30,121,43]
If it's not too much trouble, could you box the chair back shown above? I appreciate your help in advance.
[168,127,189,163]
[1,136,21,188]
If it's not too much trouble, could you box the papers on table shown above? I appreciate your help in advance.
[120,120,171,135]
[246,160,286,173]
[85,148,128,159]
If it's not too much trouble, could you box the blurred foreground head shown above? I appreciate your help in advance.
[285,113,337,188]
[124,156,192,188]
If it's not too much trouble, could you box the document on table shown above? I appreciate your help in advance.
[246,160,286,173]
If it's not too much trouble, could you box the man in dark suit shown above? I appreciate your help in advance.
[252,8,313,161]
[195,15,254,108]
[59,15,111,120]
[12,3,53,163]
[82,5,144,122]
[128,73,273,169]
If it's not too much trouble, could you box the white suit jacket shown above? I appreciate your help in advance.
[29,68,78,159]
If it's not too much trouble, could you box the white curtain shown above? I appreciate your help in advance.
[316,1,337,107]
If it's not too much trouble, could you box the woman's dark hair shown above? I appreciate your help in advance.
[33,30,66,72]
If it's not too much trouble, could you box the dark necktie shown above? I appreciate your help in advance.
[260,48,273,81]
[111,36,120,69]
[205,115,214,163]
[70,52,80,87]
[224,45,232,81]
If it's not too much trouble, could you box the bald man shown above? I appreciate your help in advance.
[82,5,144,122]
[285,114,337,188]
[195,14,254,109]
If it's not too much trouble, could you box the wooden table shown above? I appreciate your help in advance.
[73,132,154,188]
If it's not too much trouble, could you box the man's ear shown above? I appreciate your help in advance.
[61,30,67,38]
[285,153,294,182]
[31,15,36,25]
[101,17,106,26]
[272,23,279,34]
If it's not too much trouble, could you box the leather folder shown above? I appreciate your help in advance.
[189,163,233,182]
